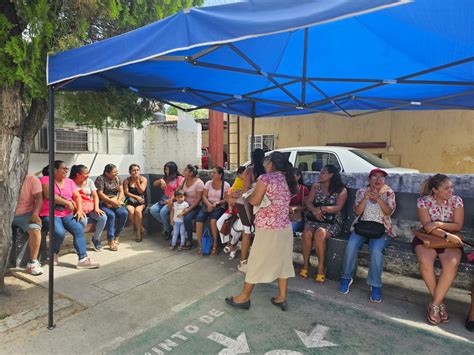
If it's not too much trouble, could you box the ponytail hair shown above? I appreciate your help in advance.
[251,148,265,180]
[185,164,199,177]
[420,174,450,196]
[69,165,88,179]
[268,152,297,195]
[214,166,224,179]
[324,164,345,194]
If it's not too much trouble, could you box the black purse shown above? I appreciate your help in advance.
[354,220,385,239]
[306,193,336,224]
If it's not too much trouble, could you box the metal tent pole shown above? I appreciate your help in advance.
[251,102,256,153]
[47,86,56,330]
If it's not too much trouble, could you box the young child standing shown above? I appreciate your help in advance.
[170,190,189,251]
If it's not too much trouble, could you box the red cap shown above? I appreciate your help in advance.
[368,168,388,178]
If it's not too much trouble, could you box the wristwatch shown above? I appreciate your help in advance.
[444,233,449,240]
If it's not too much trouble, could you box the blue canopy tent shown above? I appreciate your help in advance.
[45,0,474,328]
[48,0,474,118]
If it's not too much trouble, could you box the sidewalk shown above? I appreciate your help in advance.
[1,229,472,354]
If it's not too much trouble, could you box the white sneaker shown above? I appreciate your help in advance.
[26,260,44,276]
[77,257,100,269]
[237,259,247,273]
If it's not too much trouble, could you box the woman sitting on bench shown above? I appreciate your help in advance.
[339,168,396,303]
[414,174,464,325]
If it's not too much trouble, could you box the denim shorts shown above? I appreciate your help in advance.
[12,213,41,233]
[196,207,226,223]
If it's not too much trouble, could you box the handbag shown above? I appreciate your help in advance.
[78,189,94,214]
[354,220,385,239]
[413,229,464,249]
[306,188,336,224]
[220,214,238,236]
[201,227,213,255]
[236,195,254,230]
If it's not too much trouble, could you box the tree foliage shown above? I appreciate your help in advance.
[166,104,209,121]
[0,0,203,128]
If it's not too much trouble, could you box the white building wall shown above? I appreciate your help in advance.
[145,121,202,174]
[28,128,146,176]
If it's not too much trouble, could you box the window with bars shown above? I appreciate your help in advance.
[56,129,90,152]
[248,134,275,159]
[33,126,97,153]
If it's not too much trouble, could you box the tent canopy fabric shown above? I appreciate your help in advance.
[47,0,474,118]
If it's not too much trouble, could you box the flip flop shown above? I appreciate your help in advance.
[314,273,326,284]
[299,268,309,280]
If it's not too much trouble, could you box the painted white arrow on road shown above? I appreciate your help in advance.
[295,325,338,348]
[207,332,250,354]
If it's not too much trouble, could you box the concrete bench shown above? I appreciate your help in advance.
[293,172,474,290]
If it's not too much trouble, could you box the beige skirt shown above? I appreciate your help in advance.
[245,225,295,284]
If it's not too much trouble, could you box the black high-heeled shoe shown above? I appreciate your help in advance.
[225,297,251,310]
[271,297,288,311]
[466,316,474,332]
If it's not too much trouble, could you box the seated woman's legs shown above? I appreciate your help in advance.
[62,214,88,260]
[159,204,171,235]
[88,211,107,244]
[135,205,145,236]
[195,209,209,251]
[301,228,314,273]
[314,228,330,276]
[114,206,129,239]
[432,248,461,305]
[468,284,474,329]
[183,207,200,246]
[149,202,164,224]
[42,216,66,255]
[367,236,390,288]
[415,245,438,297]
[125,205,136,229]
[209,208,226,255]
[341,232,366,281]
[101,205,116,242]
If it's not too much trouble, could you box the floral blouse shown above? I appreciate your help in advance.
[255,172,291,229]
[417,195,463,223]
[354,186,397,237]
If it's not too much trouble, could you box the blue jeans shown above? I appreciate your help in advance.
[292,220,305,233]
[87,211,108,242]
[341,231,391,288]
[100,204,128,241]
[150,202,171,233]
[43,214,87,260]
[183,205,202,244]
[171,221,186,246]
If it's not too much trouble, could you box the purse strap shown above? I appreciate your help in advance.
[220,179,225,201]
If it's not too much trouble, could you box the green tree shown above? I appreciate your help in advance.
[0,0,203,292]
[166,103,209,121]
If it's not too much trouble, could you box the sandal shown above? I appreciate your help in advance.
[314,273,326,284]
[427,303,441,325]
[108,240,118,251]
[197,247,202,256]
[229,249,238,260]
[210,246,218,256]
[299,268,309,280]
[183,241,192,250]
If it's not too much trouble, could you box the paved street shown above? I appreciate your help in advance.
[1,232,473,354]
